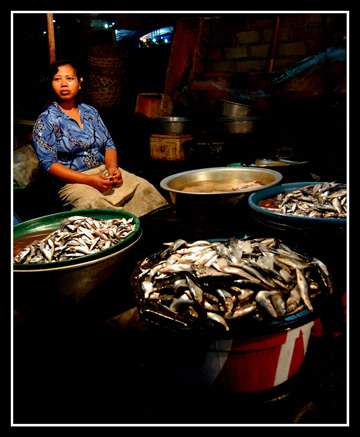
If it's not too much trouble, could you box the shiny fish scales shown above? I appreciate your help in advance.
[14,216,136,264]
[260,182,347,219]
[137,237,332,332]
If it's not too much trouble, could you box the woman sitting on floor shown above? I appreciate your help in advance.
[32,59,168,217]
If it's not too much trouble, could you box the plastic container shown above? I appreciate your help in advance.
[13,209,142,306]
[248,182,346,236]
[131,237,332,393]
[194,321,314,392]
[227,162,243,167]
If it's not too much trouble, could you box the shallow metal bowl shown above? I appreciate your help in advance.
[250,158,310,182]
[215,99,262,118]
[150,116,194,135]
[161,167,282,197]
[215,117,263,134]
[160,167,282,222]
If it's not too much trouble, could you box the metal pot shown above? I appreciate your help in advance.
[250,158,310,182]
[254,158,309,168]
[160,167,282,224]
[150,116,194,135]
[215,99,262,118]
[215,117,263,134]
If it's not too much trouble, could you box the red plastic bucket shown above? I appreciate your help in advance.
[193,320,314,392]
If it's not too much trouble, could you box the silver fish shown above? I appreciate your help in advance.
[170,297,194,312]
[14,247,31,264]
[206,312,230,331]
[14,216,136,265]
[260,182,347,219]
[137,237,332,332]
[286,284,301,313]
[255,290,279,318]
[231,287,254,301]
[39,240,54,262]
[274,254,310,270]
[228,237,243,263]
[271,292,287,316]
[312,257,333,294]
[225,304,257,320]
[161,238,187,258]
[215,288,234,312]
[185,275,203,304]
[296,268,313,311]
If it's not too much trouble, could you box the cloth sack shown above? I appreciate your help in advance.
[58,164,168,217]
[13,144,40,188]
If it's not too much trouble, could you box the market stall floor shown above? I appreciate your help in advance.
[12,206,347,425]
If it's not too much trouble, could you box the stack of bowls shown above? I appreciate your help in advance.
[214,99,265,134]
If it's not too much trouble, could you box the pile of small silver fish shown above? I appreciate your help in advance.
[261,182,347,219]
[136,237,333,332]
[14,216,136,264]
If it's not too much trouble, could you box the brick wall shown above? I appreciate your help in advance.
[204,13,345,73]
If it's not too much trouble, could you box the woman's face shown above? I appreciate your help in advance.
[52,64,81,102]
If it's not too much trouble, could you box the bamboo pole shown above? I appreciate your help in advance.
[47,13,56,64]
[269,16,280,72]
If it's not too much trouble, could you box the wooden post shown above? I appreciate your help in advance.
[269,16,280,72]
[47,13,56,64]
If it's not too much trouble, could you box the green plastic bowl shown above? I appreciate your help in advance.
[13,209,141,271]
[13,209,142,304]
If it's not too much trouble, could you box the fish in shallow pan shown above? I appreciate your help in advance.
[259,182,347,219]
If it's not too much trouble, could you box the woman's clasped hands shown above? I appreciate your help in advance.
[86,168,123,193]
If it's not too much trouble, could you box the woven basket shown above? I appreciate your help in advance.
[86,74,124,109]
[86,45,128,108]
[88,45,127,75]
[88,45,121,57]
[88,56,126,77]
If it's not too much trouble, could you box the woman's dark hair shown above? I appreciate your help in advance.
[50,59,82,80]
[46,59,83,106]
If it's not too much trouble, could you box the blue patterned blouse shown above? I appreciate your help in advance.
[32,102,117,173]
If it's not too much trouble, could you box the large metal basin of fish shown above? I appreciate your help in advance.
[13,209,142,306]
[248,182,347,236]
[160,167,283,221]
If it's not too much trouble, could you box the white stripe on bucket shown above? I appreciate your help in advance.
[273,321,314,387]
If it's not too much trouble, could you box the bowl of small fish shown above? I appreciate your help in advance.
[248,182,347,235]
[131,236,332,336]
[130,236,333,391]
[160,167,283,222]
[13,209,142,304]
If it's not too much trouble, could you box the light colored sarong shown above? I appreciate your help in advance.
[58,165,168,217]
